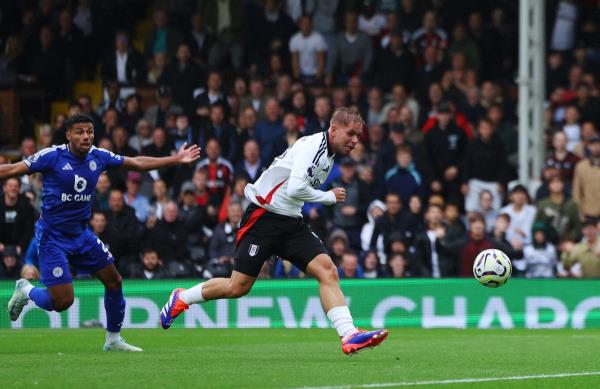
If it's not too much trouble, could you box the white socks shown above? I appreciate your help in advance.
[327,306,357,339]
[106,331,120,344]
[179,282,206,305]
[23,283,34,296]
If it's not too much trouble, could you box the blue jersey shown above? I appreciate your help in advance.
[24,145,124,234]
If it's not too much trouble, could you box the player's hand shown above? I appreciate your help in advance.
[177,142,201,164]
[330,187,346,203]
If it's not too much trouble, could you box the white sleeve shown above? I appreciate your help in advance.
[289,35,300,53]
[287,139,336,204]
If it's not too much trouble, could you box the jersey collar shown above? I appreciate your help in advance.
[325,130,335,158]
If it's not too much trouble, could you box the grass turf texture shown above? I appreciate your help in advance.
[2,329,600,388]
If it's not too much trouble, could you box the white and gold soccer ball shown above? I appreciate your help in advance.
[473,249,512,288]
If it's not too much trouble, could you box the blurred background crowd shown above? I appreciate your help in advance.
[0,0,600,281]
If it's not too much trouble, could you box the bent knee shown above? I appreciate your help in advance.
[228,282,252,298]
[315,259,339,284]
[53,296,74,312]
[104,274,123,290]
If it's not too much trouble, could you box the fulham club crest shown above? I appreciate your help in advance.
[248,244,259,257]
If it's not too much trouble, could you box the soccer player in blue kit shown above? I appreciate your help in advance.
[2,114,200,351]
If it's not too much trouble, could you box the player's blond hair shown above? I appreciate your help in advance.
[330,107,365,128]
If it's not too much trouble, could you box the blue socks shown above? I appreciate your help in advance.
[29,287,55,311]
[104,288,126,333]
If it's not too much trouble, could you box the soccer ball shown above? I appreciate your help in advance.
[473,249,512,288]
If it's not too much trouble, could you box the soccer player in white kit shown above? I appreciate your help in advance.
[160,107,388,354]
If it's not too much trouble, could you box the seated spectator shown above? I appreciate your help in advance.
[361,199,386,259]
[128,119,153,153]
[170,113,192,151]
[573,121,598,159]
[196,139,234,210]
[561,105,581,152]
[147,52,168,84]
[241,78,269,121]
[444,202,466,240]
[338,251,364,279]
[535,175,581,243]
[500,185,537,246]
[144,86,183,130]
[144,7,183,61]
[111,127,138,157]
[411,10,447,60]
[207,201,242,276]
[305,95,332,135]
[387,253,408,278]
[194,71,229,119]
[362,250,382,279]
[375,32,416,93]
[384,145,424,206]
[97,81,125,117]
[179,180,209,266]
[0,177,35,255]
[128,248,169,280]
[254,98,285,165]
[370,193,411,258]
[144,201,189,265]
[120,94,144,135]
[477,190,498,233]
[544,131,580,185]
[104,189,141,271]
[523,223,558,278]
[149,179,170,220]
[185,11,211,67]
[160,42,203,112]
[459,212,494,277]
[124,172,150,223]
[413,204,457,277]
[488,213,524,260]
[236,140,266,184]
[94,173,111,212]
[0,245,22,280]
[198,103,238,164]
[142,128,175,182]
[274,259,305,278]
[559,218,600,278]
[328,229,349,266]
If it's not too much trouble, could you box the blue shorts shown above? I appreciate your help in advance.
[35,220,114,287]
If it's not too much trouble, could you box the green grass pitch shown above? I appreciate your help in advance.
[2,328,600,388]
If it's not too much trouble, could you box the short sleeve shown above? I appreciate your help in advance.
[315,34,327,51]
[289,35,300,53]
[96,147,125,169]
[22,147,57,173]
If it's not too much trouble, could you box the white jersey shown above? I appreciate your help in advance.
[244,131,336,218]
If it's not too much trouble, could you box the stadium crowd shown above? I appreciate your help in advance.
[1,0,600,281]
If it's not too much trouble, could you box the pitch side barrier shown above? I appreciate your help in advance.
[2,279,600,329]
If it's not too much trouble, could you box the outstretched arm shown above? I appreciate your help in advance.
[122,143,200,171]
[0,161,29,180]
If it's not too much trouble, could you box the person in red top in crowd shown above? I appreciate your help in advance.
[421,100,474,139]
[544,130,580,184]
[195,138,233,210]
[459,212,494,277]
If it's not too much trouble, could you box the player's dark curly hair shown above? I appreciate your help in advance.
[65,114,94,130]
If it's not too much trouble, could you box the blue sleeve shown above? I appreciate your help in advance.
[96,147,125,169]
[23,147,57,173]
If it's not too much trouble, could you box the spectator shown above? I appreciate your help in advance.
[179,181,208,264]
[142,128,174,181]
[544,130,580,185]
[104,189,141,271]
[0,178,35,255]
[425,102,468,204]
[366,87,385,127]
[488,213,524,260]
[384,145,424,206]
[304,96,331,135]
[477,190,498,233]
[413,204,457,277]
[411,10,447,60]
[338,251,364,279]
[149,179,170,220]
[560,218,600,278]
[90,211,110,246]
[329,157,369,251]
[190,169,216,226]
[357,2,386,37]
[199,103,238,164]
[128,247,169,280]
[535,175,581,243]
[573,135,600,218]
[144,7,183,60]
[203,0,244,69]
[128,119,153,153]
[94,173,111,212]
[194,70,229,119]
[147,52,168,84]
[375,31,416,92]
[241,78,269,121]
[361,199,386,259]
[253,98,285,165]
[462,118,507,212]
[123,171,150,223]
[111,127,138,157]
[144,200,189,266]
[447,22,480,71]
[290,15,327,85]
[0,245,22,280]
[327,11,373,86]
[97,81,125,117]
[328,229,349,266]
[170,113,193,151]
[207,201,243,277]
[29,26,65,99]
[387,253,408,278]
[101,31,145,86]
[500,185,537,246]
[144,86,183,130]
[159,43,203,113]
[562,105,581,152]
[252,0,295,69]
[196,138,234,210]
[236,139,266,183]
[185,12,212,67]
[523,223,558,279]
[459,212,494,277]
[362,250,382,279]
[370,193,411,258]
[573,121,598,159]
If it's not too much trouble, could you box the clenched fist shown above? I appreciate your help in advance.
[330,187,346,203]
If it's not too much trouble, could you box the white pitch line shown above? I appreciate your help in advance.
[293,371,600,389]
